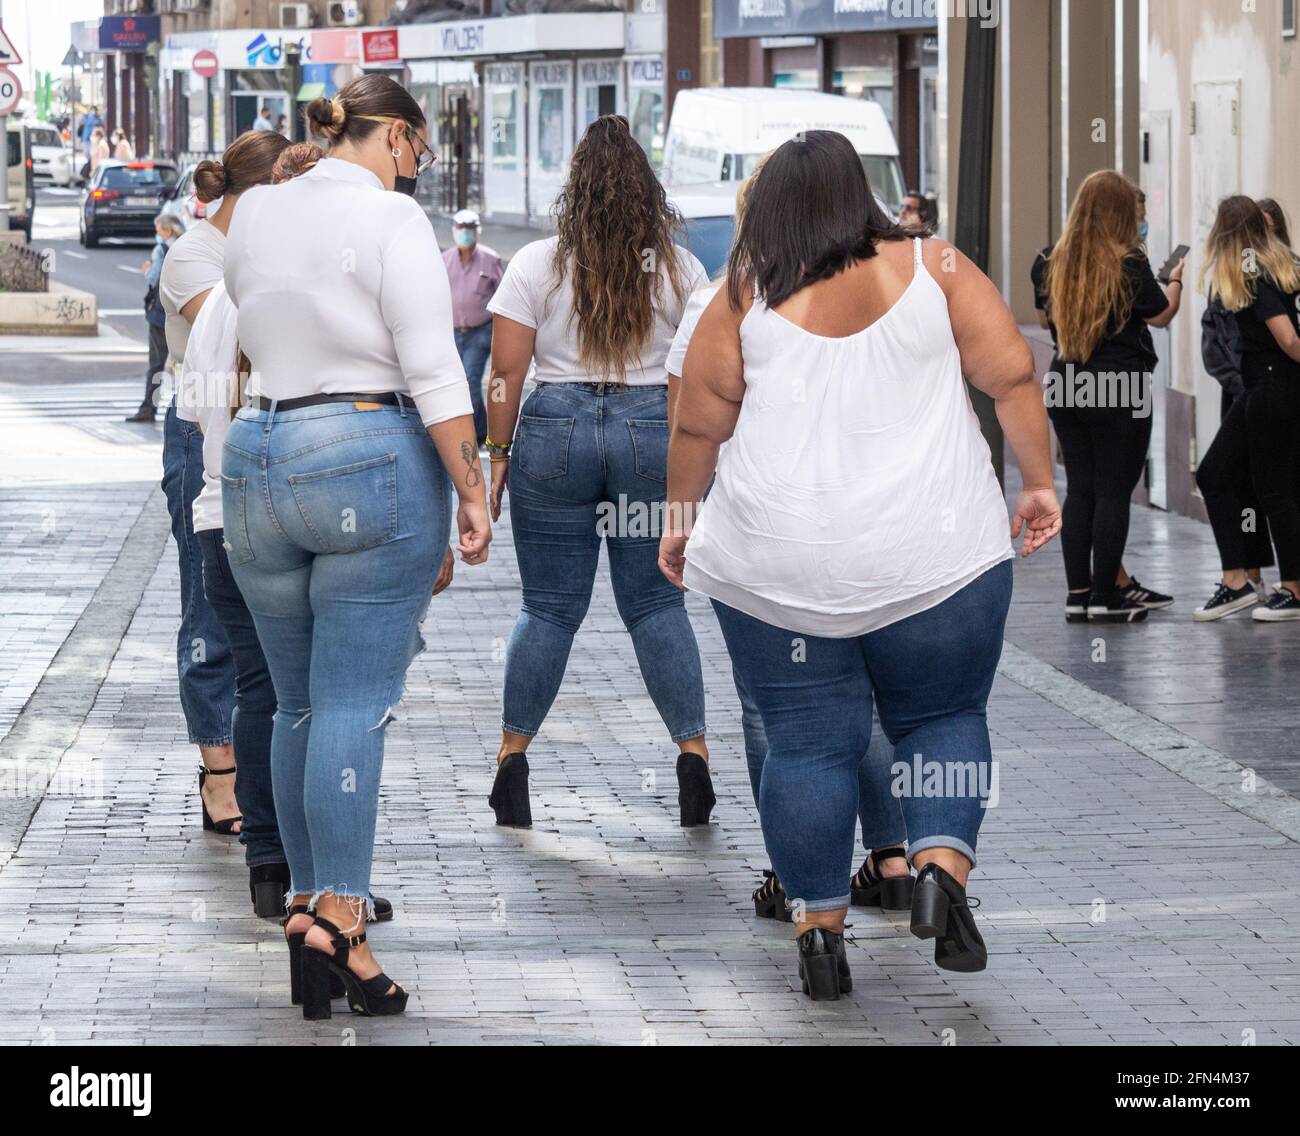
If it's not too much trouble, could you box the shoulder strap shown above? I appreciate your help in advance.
[913,236,923,270]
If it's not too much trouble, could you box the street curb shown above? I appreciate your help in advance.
[998,640,1300,843]
[0,484,169,871]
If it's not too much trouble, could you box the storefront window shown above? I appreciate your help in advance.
[491,88,518,167]
[627,58,665,164]
[537,87,565,173]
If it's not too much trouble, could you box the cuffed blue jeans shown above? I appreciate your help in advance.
[223,400,452,908]
[713,560,1011,911]
[161,402,235,747]
[502,383,706,743]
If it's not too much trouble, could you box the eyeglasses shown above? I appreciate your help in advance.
[407,128,436,176]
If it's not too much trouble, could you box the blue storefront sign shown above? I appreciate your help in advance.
[98,15,161,53]
[712,0,937,38]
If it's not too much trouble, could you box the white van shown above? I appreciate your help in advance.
[662,88,906,215]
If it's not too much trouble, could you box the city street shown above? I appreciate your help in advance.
[1,189,1298,1045]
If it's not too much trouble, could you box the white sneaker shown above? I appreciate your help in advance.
[1251,586,1300,621]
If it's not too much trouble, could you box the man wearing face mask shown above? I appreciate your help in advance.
[443,209,504,445]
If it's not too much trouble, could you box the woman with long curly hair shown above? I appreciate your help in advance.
[484,114,713,829]
[1031,170,1183,623]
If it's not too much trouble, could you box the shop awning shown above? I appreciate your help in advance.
[296,82,327,101]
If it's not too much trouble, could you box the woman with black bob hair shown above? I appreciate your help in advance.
[660,130,1061,1000]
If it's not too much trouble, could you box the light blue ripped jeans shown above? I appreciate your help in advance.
[223,399,451,911]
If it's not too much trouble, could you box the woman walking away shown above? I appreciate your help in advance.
[223,74,491,1019]
[661,130,1061,1000]
[1195,196,1300,622]
[161,128,291,843]
[485,114,713,829]
[1031,171,1182,623]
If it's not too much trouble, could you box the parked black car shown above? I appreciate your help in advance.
[79,159,179,248]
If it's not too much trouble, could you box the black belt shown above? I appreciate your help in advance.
[251,392,408,412]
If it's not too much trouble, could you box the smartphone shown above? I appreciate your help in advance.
[1158,244,1190,284]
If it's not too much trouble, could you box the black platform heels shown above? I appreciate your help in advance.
[796,926,852,1001]
[676,753,715,827]
[753,869,792,921]
[850,846,915,910]
[910,862,987,972]
[300,916,408,1020]
[489,752,532,827]
[282,904,343,1006]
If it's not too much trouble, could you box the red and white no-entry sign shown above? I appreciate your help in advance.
[192,49,219,79]
[0,68,22,116]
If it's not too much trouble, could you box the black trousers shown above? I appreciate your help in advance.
[1049,402,1153,595]
[1244,372,1300,580]
[140,321,167,412]
[1197,388,1276,572]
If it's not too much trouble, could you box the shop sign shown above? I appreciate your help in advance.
[98,15,161,53]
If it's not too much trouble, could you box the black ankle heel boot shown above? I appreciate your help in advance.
[910,863,986,973]
[850,846,914,910]
[676,753,716,827]
[489,752,532,827]
[250,862,290,919]
[796,927,852,1001]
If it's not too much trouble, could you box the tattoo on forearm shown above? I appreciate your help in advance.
[461,441,482,488]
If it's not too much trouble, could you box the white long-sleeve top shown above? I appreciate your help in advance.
[223,157,470,427]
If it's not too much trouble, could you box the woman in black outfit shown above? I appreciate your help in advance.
[1196,196,1300,622]
[1032,170,1183,623]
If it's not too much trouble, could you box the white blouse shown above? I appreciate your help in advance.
[223,157,470,427]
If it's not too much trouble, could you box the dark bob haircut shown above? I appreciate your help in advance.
[726,129,906,311]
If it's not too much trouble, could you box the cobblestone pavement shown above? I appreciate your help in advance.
[2,365,1299,1043]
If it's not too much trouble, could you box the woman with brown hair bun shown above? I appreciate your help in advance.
[222,73,490,1020]
[484,114,712,831]
[160,128,291,867]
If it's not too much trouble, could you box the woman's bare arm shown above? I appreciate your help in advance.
[486,314,536,521]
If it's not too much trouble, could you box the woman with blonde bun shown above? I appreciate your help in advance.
[159,129,291,865]
[222,74,490,1019]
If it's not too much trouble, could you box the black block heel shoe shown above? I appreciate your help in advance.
[250,862,290,919]
[300,917,408,1020]
[910,863,987,973]
[676,753,716,827]
[282,904,344,1006]
[796,927,852,1001]
[489,752,532,827]
[850,846,914,910]
[753,869,792,922]
[198,764,242,835]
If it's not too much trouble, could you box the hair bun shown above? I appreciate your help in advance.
[193,159,228,203]
[271,142,325,185]
[305,95,346,140]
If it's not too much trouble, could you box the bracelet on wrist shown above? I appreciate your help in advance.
[484,435,512,456]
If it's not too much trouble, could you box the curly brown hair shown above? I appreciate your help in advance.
[550,115,688,385]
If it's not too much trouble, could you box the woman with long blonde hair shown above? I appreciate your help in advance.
[484,114,713,830]
[1031,170,1182,622]
[1195,195,1300,621]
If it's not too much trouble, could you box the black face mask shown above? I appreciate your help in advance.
[393,159,419,197]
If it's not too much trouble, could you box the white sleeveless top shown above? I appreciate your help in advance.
[682,238,1013,638]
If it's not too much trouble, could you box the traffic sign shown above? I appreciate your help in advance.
[193,49,219,79]
[0,22,23,66]
[0,68,22,116]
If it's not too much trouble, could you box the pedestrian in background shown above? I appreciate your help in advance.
[253,105,276,132]
[661,129,1061,999]
[1196,195,1300,622]
[899,189,938,234]
[1032,170,1183,623]
[87,127,109,177]
[224,75,490,1019]
[112,129,134,161]
[159,128,292,843]
[443,208,504,445]
[485,114,713,831]
[125,214,183,424]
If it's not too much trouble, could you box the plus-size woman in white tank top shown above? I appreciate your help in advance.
[660,130,1062,999]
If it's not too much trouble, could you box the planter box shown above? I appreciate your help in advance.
[0,282,98,337]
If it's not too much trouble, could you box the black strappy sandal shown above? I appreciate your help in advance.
[198,765,242,835]
[300,916,409,1020]
[282,904,344,1006]
[753,869,792,922]
[850,846,914,910]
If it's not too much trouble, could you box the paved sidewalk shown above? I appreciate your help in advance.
[1,452,1298,1044]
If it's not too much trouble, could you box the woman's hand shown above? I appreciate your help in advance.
[432,545,455,595]
[1167,256,1186,284]
[490,458,509,522]
[1011,486,1063,557]
[457,498,492,565]
[658,529,689,590]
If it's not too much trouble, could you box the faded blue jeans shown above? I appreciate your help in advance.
[453,322,492,444]
[714,561,1012,911]
[223,399,451,908]
[502,383,706,743]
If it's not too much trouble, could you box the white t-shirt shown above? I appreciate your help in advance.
[487,237,708,386]
[224,158,470,428]
[665,281,722,378]
[178,281,240,533]
[160,220,226,377]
